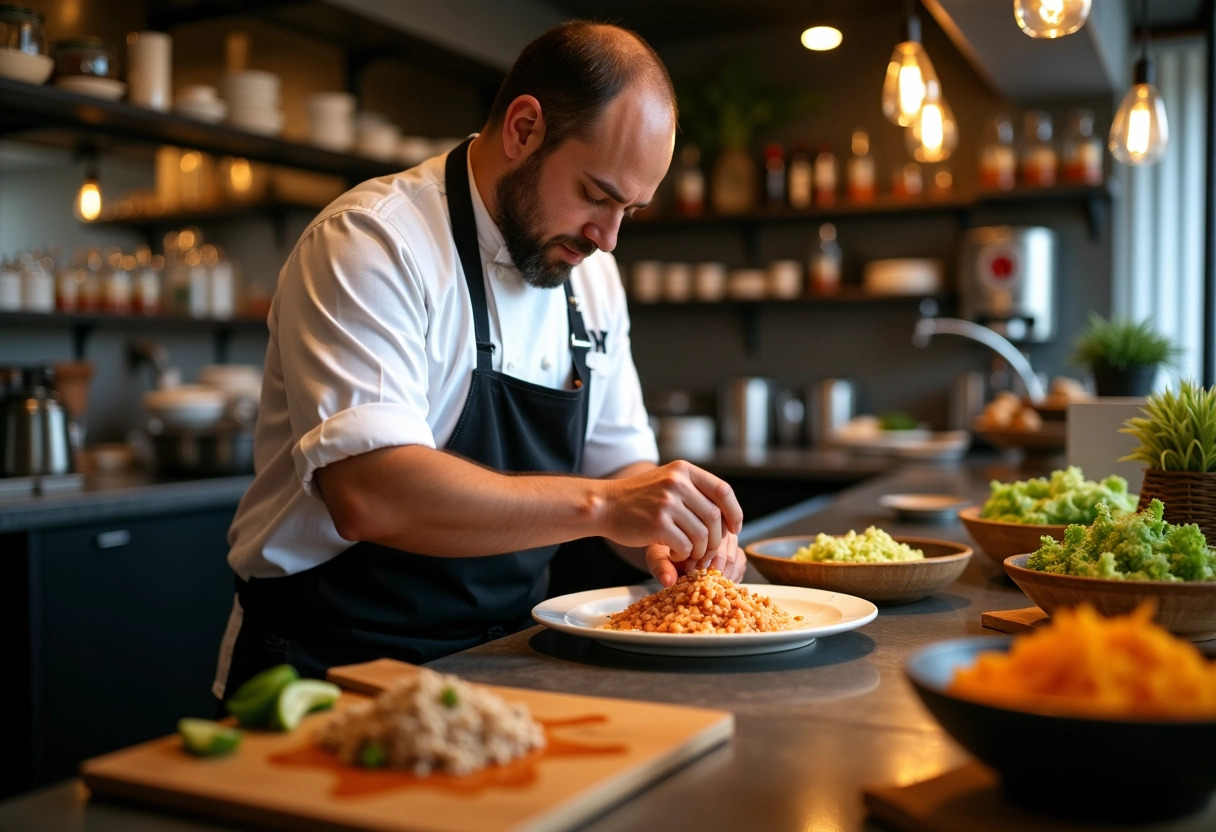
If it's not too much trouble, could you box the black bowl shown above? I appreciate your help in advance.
[906,636,1216,822]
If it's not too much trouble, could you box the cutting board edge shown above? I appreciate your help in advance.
[519,711,735,832]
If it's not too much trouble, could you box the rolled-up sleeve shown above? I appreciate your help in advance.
[276,207,439,495]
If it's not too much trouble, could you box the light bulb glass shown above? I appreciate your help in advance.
[905,86,958,163]
[76,178,101,222]
[801,26,842,51]
[1014,0,1091,38]
[1109,83,1169,165]
[882,41,939,126]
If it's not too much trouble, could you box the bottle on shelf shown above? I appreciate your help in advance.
[0,258,20,311]
[1021,110,1058,187]
[132,245,163,316]
[102,248,132,314]
[978,113,1017,190]
[21,252,55,313]
[1061,108,1103,185]
[205,244,235,319]
[930,165,954,200]
[892,163,923,200]
[813,146,838,207]
[764,143,786,208]
[808,222,842,296]
[787,146,813,209]
[674,144,705,217]
[846,129,876,203]
[79,248,103,312]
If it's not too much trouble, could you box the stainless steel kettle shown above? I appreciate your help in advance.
[2,367,74,478]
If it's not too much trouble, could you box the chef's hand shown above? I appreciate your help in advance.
[645,531,747,587]
[603,461,743,562]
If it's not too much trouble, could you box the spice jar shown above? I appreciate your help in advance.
[1021,110,1058,187]
[0,4,47,55]
[787,147,812,209]
[1061,108,1103,185]
[51,37,115,79]
[978,113,1017,190]
[846,129,876,203]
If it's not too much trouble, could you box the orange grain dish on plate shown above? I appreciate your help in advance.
[950,603,1216,719]
[599,568,801,634]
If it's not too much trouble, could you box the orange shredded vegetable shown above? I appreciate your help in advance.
[948,603,1216,719]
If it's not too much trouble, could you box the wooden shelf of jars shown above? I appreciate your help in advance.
[0,310,267,362]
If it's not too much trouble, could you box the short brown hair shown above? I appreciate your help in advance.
[485,21,676,152]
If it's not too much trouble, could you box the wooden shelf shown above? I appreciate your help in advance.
[0,77,399,180]
[1,311,267,361]
[628,288,953,309]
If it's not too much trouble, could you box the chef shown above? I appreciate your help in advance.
[215,20,746,699]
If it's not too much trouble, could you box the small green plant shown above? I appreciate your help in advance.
[1121,381,1216,472]
[1072,313,1180,371]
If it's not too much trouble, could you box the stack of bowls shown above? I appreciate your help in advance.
[175,84,227,123]
[355,111,401,162]
[222,70,283,136]
[306,91,355,152]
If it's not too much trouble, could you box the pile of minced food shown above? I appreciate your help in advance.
[980,465,1137,525]
[600,568,799,634]
[315,667,545,776]
[793,526,923,563]
[1028,498,1216,582]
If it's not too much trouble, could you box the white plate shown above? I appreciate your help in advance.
[532,584,877,657]
[879,493,972,522]
[54,76,126,100]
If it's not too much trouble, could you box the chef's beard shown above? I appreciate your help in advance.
[494,149,598,289]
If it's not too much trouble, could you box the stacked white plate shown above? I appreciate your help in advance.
[54,75,126,100]
[306,91,355,152]
[175,83,227,123]
[222,70,283,137]
[355,111,400,162]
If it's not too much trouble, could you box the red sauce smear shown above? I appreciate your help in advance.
[268,714,625,798]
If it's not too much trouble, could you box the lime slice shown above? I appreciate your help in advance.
[225,664,300,727]
[271,679,341,731]
[179,718,241,757]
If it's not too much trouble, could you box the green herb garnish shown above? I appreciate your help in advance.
[440,686,459,708]
[359,741,385,768]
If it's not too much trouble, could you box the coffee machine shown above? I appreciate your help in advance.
[958,226,1057,343]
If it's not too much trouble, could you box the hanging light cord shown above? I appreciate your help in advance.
[1139,0,1150,62]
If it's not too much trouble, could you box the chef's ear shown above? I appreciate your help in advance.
[501,95,545,161]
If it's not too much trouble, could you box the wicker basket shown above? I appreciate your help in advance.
[1137,469,1216,547]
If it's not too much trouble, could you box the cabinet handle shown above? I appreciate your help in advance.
[95,529,132,549]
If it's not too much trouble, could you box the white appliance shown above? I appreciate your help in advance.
[959,226,1057,343]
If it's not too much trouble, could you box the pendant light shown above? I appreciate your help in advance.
[1013,0,1091,39]
[882,0,939,126]
[74,149,102,222]
[1109,0,1169,166]
[905,81,958,162]
[801,1,842,51]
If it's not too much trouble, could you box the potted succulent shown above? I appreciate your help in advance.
[1072,313,1180,397]
[1121,380,1216,545]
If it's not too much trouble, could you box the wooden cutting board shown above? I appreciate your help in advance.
[980,607,1050,635]
[81,659,733,832]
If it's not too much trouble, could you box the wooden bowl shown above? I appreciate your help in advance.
[744,535,972,604]
[1004,554,1216,641]
[958,505,1067,566]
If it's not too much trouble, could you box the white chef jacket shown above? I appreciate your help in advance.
[225,145,658,582]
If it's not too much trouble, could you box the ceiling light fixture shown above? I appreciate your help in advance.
[1014,0,1091,39]
[905,81,958,162]
[74,148,102,222]
[801,25,842,51]
[882,0,939,126]
[1109,0,1169,166]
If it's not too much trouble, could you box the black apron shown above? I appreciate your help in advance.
[225,138,592,694]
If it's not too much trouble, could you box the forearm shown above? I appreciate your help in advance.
[601,460,657,571]
[315,445,609,556]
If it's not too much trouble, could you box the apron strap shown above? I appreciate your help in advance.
[445,138,495,370]
[564,282,591,389]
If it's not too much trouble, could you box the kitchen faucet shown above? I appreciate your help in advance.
[912,300,1046,403]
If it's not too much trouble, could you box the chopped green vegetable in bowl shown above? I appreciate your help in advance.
[1028,499,1216,581]
[980,466,1138,525]
[794,527,925,563]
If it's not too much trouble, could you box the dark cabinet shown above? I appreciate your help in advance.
[0,506,237,797]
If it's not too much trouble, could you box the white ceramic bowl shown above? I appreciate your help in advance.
[228,109,284,137]
[197,364,261,398]
[0,49,54,84]
[142,385,227,430]
[176,98,227,123]
[54,76,126,100]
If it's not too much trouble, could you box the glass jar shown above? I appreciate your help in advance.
[51,37,115,79]
[1061,108,1103,185]
[978,113,1017,190]
[1021,110,1058,187]
[846,129,875,203]
[0,4,47,55]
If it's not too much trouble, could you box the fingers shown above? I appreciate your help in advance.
[645,544,679,587]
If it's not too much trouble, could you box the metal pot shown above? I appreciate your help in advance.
[149,425,253,477]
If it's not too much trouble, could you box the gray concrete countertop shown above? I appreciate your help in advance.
[0,472,254,532]
[6,459,1209,831]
